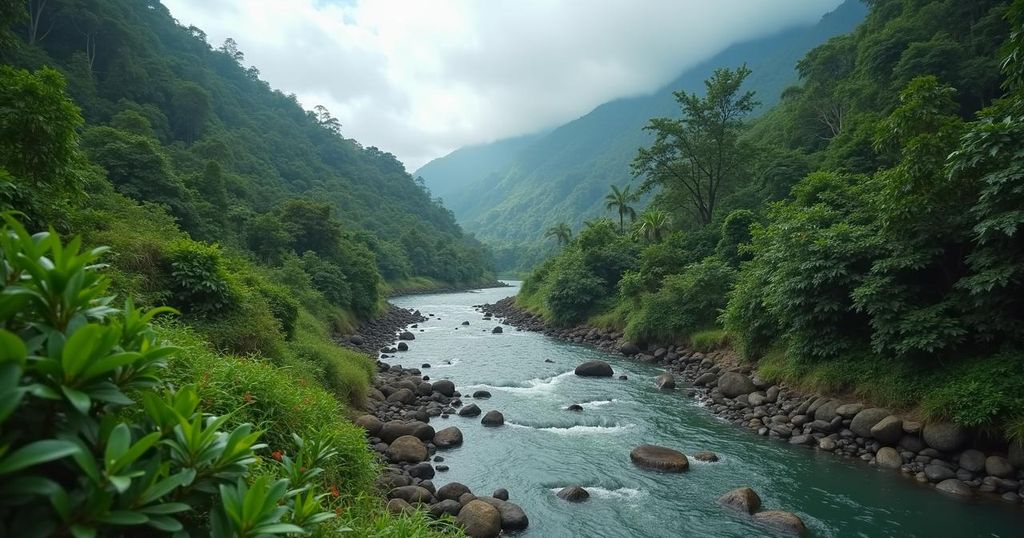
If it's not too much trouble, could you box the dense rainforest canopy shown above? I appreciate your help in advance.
[521,0,1024,441]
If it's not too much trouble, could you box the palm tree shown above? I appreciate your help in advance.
[604,184,639,233]
[633,209,672,243]
[544,222,572,246]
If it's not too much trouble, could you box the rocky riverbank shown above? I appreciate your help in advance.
[385,281,511,298]
[344,305,529,537]
[481,297,1024,506]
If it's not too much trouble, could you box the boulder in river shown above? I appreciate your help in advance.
[986,456,1014,478]
[397,342,409,352]
[493,488,509,501]
[386,435,428,463]
[399,331,416,340]
[717,487,761,514]
[875,447,902,469]
[717,372,756,398]
[434,426,464,448]
[922,422,969,452]
[477,497,529,531]
[566,404,583,412]
[432,380,456,397]
[692,450,719,463]
[462,321,471,326]
[472,390,492,399]
[386,388,416,405]
[481,410,505,427]
[655,373,676,390]
[936,478,973,497]
[958,449,986,472]
[574,360,613,377]
[870,415,904,445]
[492,326,503,334]
[753,511,807,535]
[430,499,462,518]
[437,482,471,502]
[458,403,482,417]
[619,342,641,356]
[556,486,590,502]
[630,445,689,472]
[458,500,502,538]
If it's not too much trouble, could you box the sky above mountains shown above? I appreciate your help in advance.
[164,0,843,170]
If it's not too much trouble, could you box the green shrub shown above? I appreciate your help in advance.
[165,238,235,315]
[625,257,736,343]
[301,251,352,308]
[0,214,334,537]
[690,329,731,352]
[545,251,606,325]
[286,311,374,407]
[716,209,755,266]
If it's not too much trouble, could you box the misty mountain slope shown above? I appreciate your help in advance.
[417,0,867,248]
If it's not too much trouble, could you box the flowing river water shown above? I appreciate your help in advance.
[389,283,1022,537]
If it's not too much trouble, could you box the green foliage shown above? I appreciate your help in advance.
[689,329,731,352]
[165,239,235,316]
[604,184,639,232]
[544,251,606,325]
[715,209,755,266]
[544,222,573,246]
[624,258,736,343]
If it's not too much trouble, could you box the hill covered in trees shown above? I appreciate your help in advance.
[416,0,867,273]
[518,0,1024,441]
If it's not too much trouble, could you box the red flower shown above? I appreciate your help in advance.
[330,485,340,498]
[271,450,283,461]
[243,392,254,404]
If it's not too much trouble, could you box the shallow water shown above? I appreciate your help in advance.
[390,283,1023,537]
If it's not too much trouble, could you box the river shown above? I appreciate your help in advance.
[390,282,1022,537]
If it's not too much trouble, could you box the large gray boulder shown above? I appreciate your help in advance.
[457,500,502,538]
[354,414,383,436]
[556,486,590,502]
[813,400,841,422]
[870,415,904,445]
[386,435,428,463]
[718,487,761,514]
[481,410,505,427]
[433,426,464,448]
[380,421,433,443]
[386,388,416,405]
[399,331,416,340]
[630,445,689,472]
[458,403,482,417]
[875,447,902,469]
[922,422,969,452]
[437,482,471,502]
[850,408,890,438]
[574,360,613,377]
[619,342,641,355]
[958,449,986,472]
[655,373,676,390]
[432,380,456,397]
[753,511,807,535]
[476,497,529,531]
[986,456,1014,478]
[429,499,462,518]
[936,479,973,497]
[718,372,756,398]
[388,485,433,504]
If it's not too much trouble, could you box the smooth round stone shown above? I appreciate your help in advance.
[630,445,689,472]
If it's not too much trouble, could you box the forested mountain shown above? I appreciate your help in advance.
[520,0,1023,440]
[416,0,867,272]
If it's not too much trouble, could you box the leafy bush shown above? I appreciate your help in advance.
[625,257,736,343]
[165,239,235,316]
[716,209,755,266]
[0,215,334,537]
[545,251,606,325]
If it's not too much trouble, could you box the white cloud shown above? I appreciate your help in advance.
[163,0,843,170]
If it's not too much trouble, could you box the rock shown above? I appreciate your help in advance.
[457,500,502,538]
[437,482,471,502]
[789,434,813,446]
[903,420,923,434]
[850,408,890,438]
[819,437,837,451]
[813,400,841,422]
[556,486,590,502]
[620,342,641,355]
[432,380,456,397]
[493,488,509,501]
[433,426,464,448]
[386,388,417,405]
[959,449,986,473]
[388,485,433,504]
[630,445,689,472]
[875,447,903,469]
[923,422,969,452]
[870,416,904,445]
[753,511,807,535]
[899,434,925,452]
[386,436,428,463]
[379,421,434,443]
[430,499,462,518]
[1009,442,1024,468]
[924,464,956,482]
[492,326,503,334]
[387,498,414,514]
[692,450,719,462]
[717,372,756,398]
[835,403,864,418]
[567,404,583,412]
[408,462,435,479]
[462,321,471,326]
[718,487,761,514]
[476,497,529,531]
[693,372,717,386]
[458,493,477,507]
[349,335,364,345]
[619,375,628,380]
[458,404,482,417]
[936,479,973,497]
[354,415,383,436]
[399,331,416,340]
[574,360,613,377]
[481,410,505,427]
[397,342,409,351]
[472,390,492,399]
[655,373,676,390]
[986,456,1014,478]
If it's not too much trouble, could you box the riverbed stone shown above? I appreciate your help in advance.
[850,408,890,438]
[959,449,986,472]
[620,342,641,356]
[870,415,904,445]
[493,488,509,501]
[876,447,903,469]
[355,414,383,436]
[556,486,590,502]
[433,426,464,448]
[437,482,471,502]
[566,404,583,412]
[397,342,409,351]
[399,331,415,340]
[835,403,864,418]
[718,372,756,398]
[694,372,717,386]
[923,422,969,452]
[477,497,529,531]
[1009,442,1024,468]
[458,403,482,417]
[814,400,842,422]
[389,485,433,504]
[408,462,435,479]
[936,479,973,497]
[924,464,956,482]
[655,373,676,390]
[630,445,689,472]
[986,456,1015,478]
[899,435,925,452]
[457,500,501,538]
[574,360,613,377]
[819,437,838,451]
[387,498,414,514]
[692,450,719,462]
[492,326,503,334]
[718,487,761,514]
[387,388,416,405]
[481,410,505,427]
[753,511,807,535]
[432,380,456,397]
[472,390,492,399]
[430,499,462,518]
[387,435,428,463]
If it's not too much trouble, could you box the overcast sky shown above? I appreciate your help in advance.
[163,0,843,171]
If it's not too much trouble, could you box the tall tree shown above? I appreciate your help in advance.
[633,209,671,243]
[604,184,639,232]
[170,81,211,143]
[544,222,572,246]
[633,65,758,226]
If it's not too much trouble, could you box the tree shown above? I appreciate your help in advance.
[279,199,342,257]
[604,184,639,232]
[313,104,341,135]
[632,209,671,243]
[170,81,211,143]
[544,222,572,246]
[633,65,758,226]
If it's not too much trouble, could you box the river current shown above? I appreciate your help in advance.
[390,283,1021,537]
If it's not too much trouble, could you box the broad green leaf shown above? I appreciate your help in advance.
[62,385,91,414]
[104,424,131,468]
[96,510,149,525]
[0,439,80,475]
[0,330,26,364]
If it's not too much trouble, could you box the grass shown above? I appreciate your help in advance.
[689,329,731,352]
